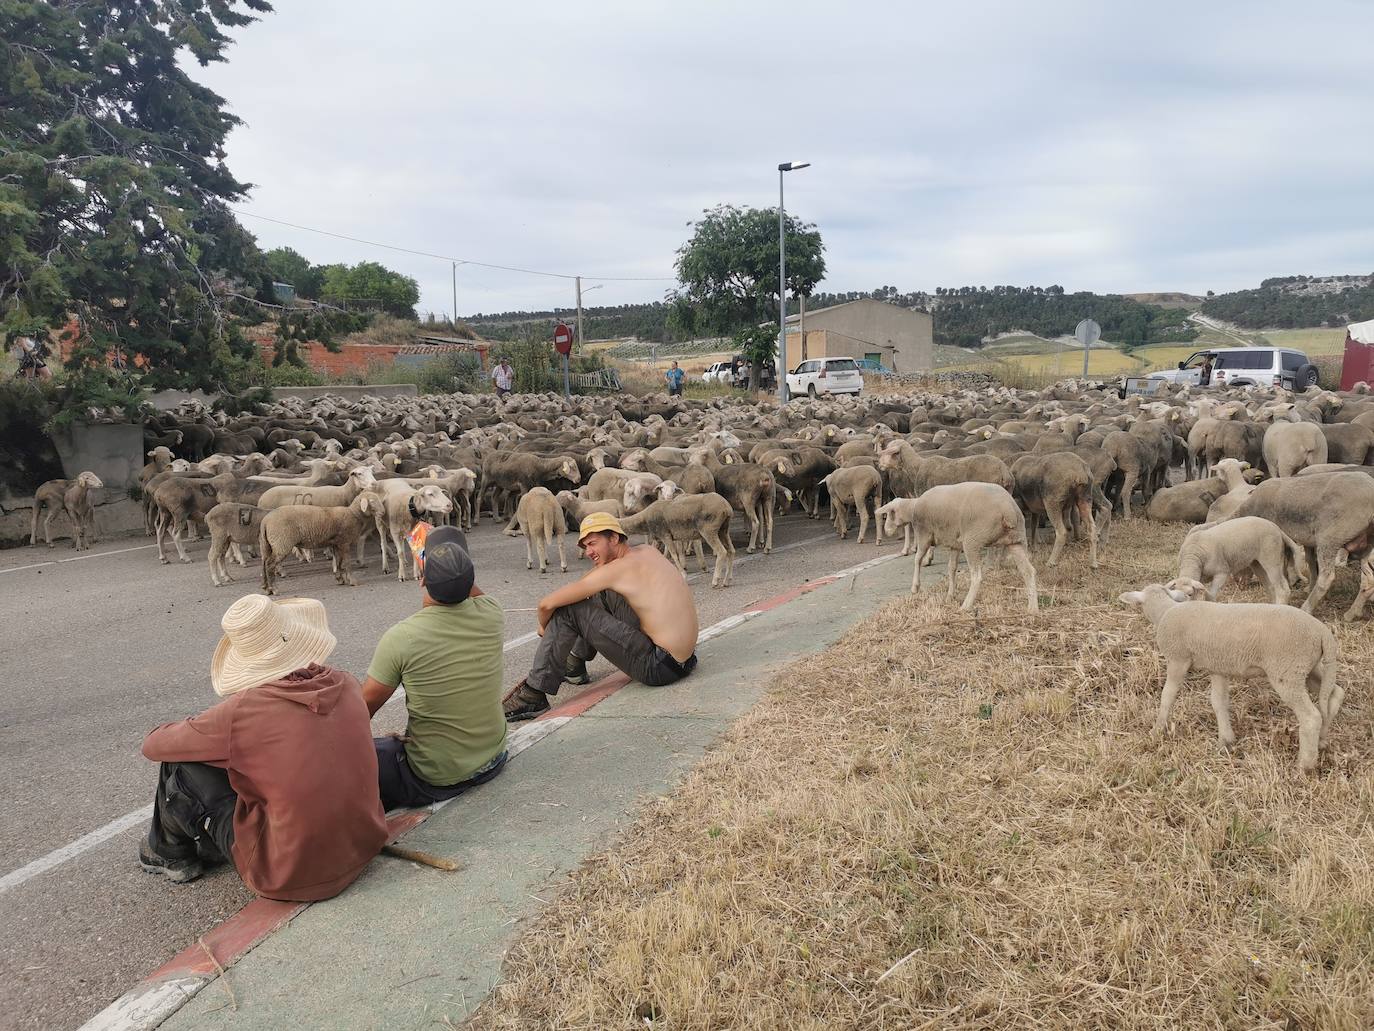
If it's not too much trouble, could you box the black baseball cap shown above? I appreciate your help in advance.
[421,526,475,604]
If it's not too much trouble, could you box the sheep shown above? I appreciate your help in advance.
[1202,458,1261,523]
[1169,516,1307,604]
[507,486,568,574]
[478,453,581,523]
[819,465,883,544]
[1318,422,1374,466]
[877,441,1012,497]
[365,485,455,580]
[30,471,103,549]
[1009,452,1101,567]
[622,475,680,515]
[205,503,266,586]
[556,489,624,525]
[1118,583,1341,774]
[584,466,658,504]
[259,495,374,594]
[1231,471,1374,620]
[891,482,1039,613]
[618,492,737,588]
[1262,421,1328,478]
[1145,478,1225,524]
[255,465,377,511]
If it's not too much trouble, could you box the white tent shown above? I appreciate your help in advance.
[1350,319,1374,345]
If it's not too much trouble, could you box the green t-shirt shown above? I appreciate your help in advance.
[367,595,508,786]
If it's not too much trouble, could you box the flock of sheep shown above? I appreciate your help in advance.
[28,377,1374,774]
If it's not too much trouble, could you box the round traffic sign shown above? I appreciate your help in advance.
[553,322,573,355]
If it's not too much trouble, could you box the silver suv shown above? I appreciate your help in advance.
[1148,347,1318,389]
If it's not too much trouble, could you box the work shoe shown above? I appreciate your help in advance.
[563,656,591,686]
[138,840,204,884]
[502,680,550,722]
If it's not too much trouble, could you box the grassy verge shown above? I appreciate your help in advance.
[472,523,1374,1030]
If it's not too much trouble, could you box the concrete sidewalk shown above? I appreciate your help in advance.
[145,554,911,1030]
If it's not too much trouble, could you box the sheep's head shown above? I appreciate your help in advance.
[774,457,796,478]
[170,459,192,471]
[147,445,174,464]
[656,480,681,502]
[349,466,377,488]
[413,485,453,516]
[1118,583,1190,610]
[76,471,104,488]
[1164,577,1210,600]
[620,450,648,471]
[560,458,582,484]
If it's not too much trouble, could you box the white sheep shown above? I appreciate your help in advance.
[364,485,454,581]
[1202,458,1259,523]
[819,465,882,544]
[1118,583,1342,773]
[1170,516,1306,604]
[895,482,1039,613]
[507,486,568,573]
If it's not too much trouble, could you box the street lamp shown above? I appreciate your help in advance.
[777,161,810,404]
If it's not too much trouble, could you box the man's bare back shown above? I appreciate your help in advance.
[595,545,698,660]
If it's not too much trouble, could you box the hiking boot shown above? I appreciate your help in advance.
[502,680,550,722]
[139,840,204,884]
[563,656,591,686]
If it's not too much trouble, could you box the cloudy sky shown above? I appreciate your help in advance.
[196,0,1374,318]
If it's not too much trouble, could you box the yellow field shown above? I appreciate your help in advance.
[1263,327,1349,355]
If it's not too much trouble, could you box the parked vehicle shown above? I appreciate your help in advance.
[701,361,733,384]
[1147,347,1317,389]
[786,357,863,399]
[729,355,775,390]
[854,358,896,376]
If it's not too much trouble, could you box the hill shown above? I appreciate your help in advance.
[1200,274,1374,329]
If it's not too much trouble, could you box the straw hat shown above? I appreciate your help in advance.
[577,511,626,546]
[210,595,337,698]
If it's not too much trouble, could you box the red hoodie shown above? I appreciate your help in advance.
[142,664,388,902]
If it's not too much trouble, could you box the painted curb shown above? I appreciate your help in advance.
[77,549,903,1031]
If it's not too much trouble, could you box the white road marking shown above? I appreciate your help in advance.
[0,543,159,574]
[0,805,153,896]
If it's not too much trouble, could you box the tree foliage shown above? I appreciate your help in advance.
[1200,276,1374,329]
[264,246,324,299]
[318,260,419,318]
[0,0,275,395]
[927,285,1196,349]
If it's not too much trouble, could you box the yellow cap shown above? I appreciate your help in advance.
[578,511,626,545]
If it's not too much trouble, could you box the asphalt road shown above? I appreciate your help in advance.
[0,510,903,1030]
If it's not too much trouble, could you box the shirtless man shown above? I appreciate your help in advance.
[502,512,700,721]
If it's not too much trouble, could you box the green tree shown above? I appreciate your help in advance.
[0,0,274,395]
[264,246,324,299]
[319,261,420,318]
[673,204,825,390]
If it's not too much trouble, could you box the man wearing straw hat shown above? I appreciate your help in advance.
[139,595,388,899]
[360,526,509,810]
[502,512,699,721]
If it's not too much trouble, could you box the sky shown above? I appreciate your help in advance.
[194,0,1374,318]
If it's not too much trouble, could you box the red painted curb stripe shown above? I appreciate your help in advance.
[145,898,304,981]
[747,575,838,613]
[385,809,430,841]
[536,672,631,721]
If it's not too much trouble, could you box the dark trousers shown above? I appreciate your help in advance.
[148,762,237,864]
[528,589,697,696]
[374,737,508,811]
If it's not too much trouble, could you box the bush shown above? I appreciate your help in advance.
[0,380,64,498]
[337,313,421,348]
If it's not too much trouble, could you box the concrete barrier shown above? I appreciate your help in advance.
[0,495,144,549]
[271,384,418,401]
[51,422,145,492]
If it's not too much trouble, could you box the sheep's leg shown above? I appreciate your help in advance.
[1076,496,1098,569]
[556,533,567,573]
[170,516,194,564]
[1208,675,1237,751]
[945,550,959,602]
[44,507,58,548]
[1300,550,1339,615]
[745,506,761,553]
[1260,555,1290,605]
[1274,675,1323,774]
[1119,472,1137,519]
[872,495,883,546]
[208,537,229,585]
[960,546,984,611]
[1046,506,1070,567]
[856,496,870,545]
[394,528,410,582]
[763,497,774,553]
[155,510,171,564]
[524,530,534,571]
[1006,543,1038,613]
[336,541,358,586]
[1152,660,1191,734]
[1206,572,1229,601]
[1314,667,1345,746]
[29,504,40,546]
[535,530,549,574]
[911,543,929,594]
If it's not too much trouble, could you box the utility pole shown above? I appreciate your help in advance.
[575,276,585,358]
[451,262,458,328]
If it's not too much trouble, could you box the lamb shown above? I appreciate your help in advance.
[890,482,1039,612]
[205,503,266,586]
[30,471,102,549]
[622,475,680,515]
[819,465,883,544]
[1169,516,1307,604]
[1202,458,1260,523]
[618,492,737,587]
[507,486,568,574]
[1231,471,1374,620]
[1118,583,1341,774]
[1145,478,1225,524]
[259,495,374,594]
[1262,421,1328,478]
[556,489,624,526]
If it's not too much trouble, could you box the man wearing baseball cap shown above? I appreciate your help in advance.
[360,526,509,809]
[139,595,388,899]
[502,512,700,721]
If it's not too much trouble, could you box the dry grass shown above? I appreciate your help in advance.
[471,522,1374,1031]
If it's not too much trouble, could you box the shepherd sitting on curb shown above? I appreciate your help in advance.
[361,526,508,810]
[139,595,388,900]
[502,513,700,722]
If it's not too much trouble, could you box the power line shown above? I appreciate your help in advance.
[229,208,677,284]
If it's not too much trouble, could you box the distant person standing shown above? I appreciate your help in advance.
[1199,354,1214,387]
[664,361,685,397]
[491,357,514,398]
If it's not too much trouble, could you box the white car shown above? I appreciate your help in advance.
[1147,347,1317,390]
[701,361,733,384]
[786,357,863,399]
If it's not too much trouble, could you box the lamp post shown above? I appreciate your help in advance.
[777,161,810,404]
[571,279,603,398]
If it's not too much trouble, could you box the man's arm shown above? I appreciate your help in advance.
[361,676,398,717]
[142,698,234,763]
[535,562,620,632]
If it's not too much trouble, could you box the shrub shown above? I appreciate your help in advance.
[0,380,64,498]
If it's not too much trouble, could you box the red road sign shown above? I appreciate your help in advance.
[553,322,573,354]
